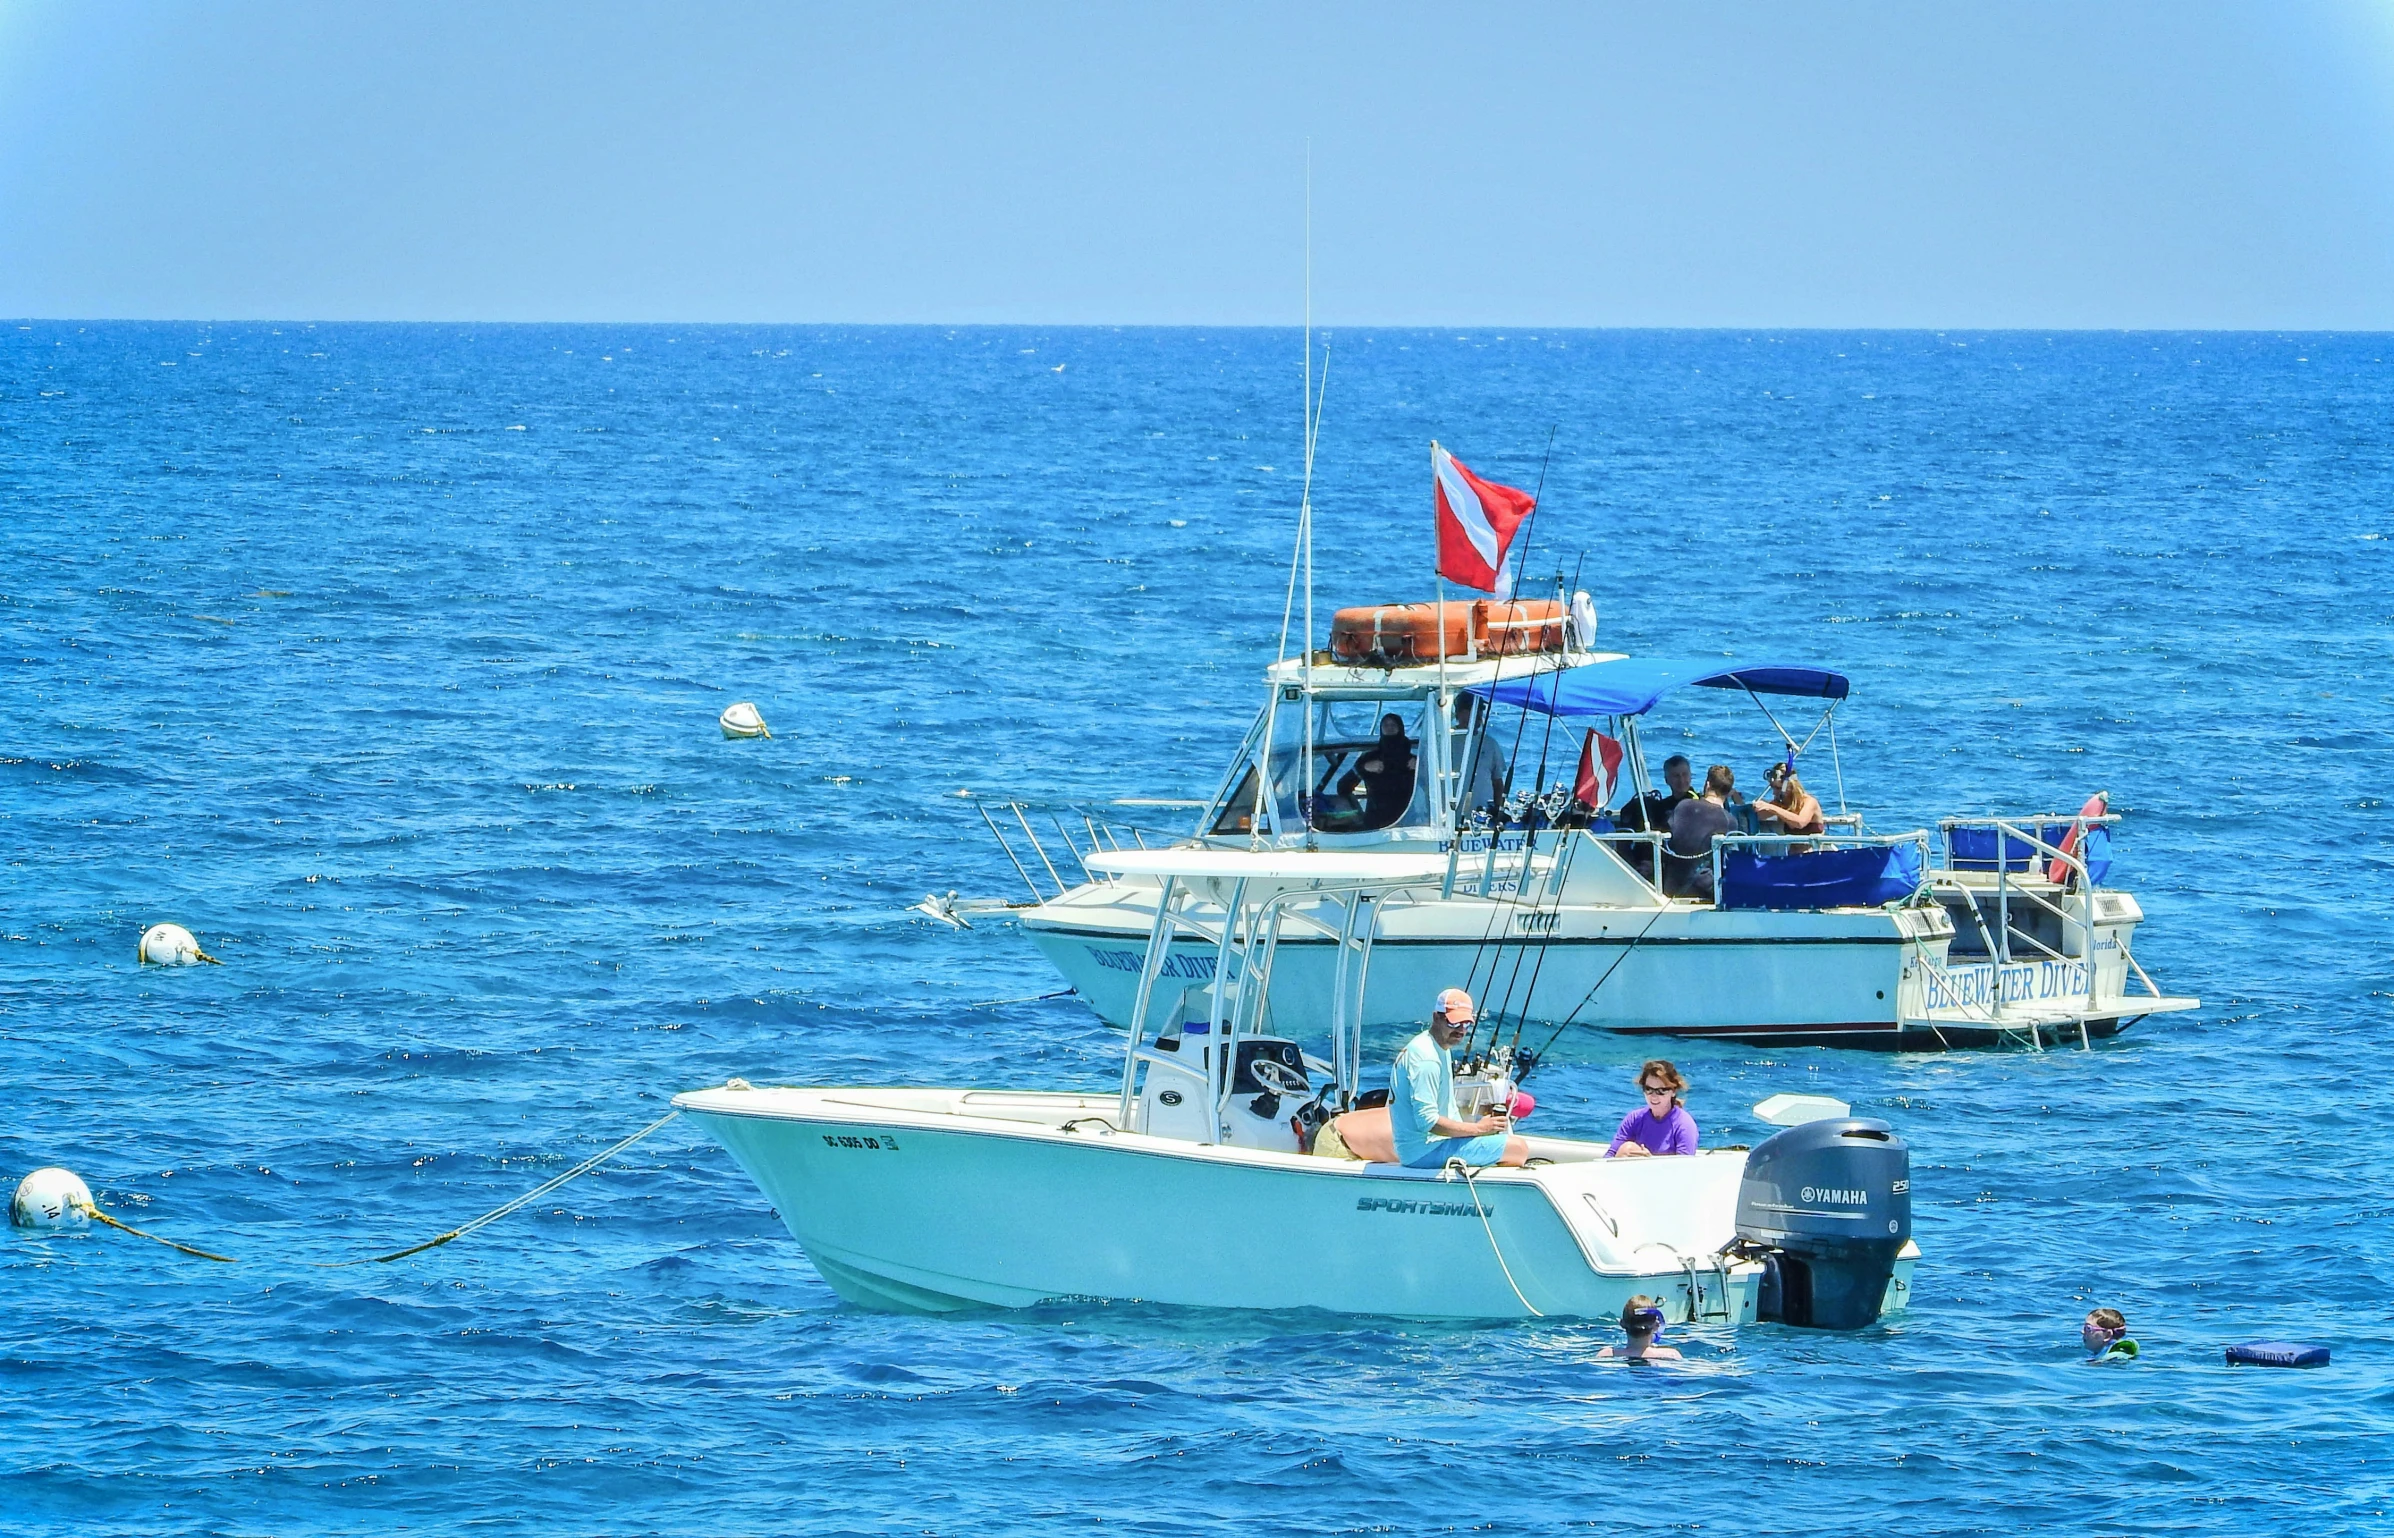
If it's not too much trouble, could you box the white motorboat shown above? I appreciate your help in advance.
[967,603,2195,1050]
[681,855,1919,1326]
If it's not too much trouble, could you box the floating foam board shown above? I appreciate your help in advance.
[2225,1341,2329,1368]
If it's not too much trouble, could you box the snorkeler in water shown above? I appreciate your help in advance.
[1596,1296,1683,1362]
[2082,1307,2139,1362]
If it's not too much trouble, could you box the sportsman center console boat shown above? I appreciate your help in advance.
[959,597,2196,1050]
[682,855,1920,1324]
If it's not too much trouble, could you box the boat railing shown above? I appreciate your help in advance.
[1925,813,2117,967]
[1915,812,2178,1037]
[1575,829,1668,898]
[971,796,1206,902]
[1705,831,1932,911]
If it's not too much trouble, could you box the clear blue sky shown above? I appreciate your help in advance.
[5,1,2394,326]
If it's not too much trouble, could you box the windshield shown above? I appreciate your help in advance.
[1205,694,1440,838]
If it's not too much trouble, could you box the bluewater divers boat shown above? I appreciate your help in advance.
[977,597,2196,1050]
[680,855,1920,1324]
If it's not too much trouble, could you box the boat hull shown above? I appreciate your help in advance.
[1025,896,1935,1048]
[673,1085,1920,1323]
[1021,882,2190,1050]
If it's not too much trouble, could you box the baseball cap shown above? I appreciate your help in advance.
[1435,987,1476,1023]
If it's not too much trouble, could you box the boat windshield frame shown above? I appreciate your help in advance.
[1104,859,1445,1138]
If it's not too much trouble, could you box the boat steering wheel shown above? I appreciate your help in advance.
[1248,1058,1310,1099]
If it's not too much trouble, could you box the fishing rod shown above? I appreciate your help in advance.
[1500,550,1592,1061]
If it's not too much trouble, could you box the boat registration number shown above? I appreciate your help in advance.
[820,1133,901,1152]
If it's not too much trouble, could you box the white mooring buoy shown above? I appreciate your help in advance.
[719,702,771,739]
[11,1167,93,1229]
[138,922,220,966]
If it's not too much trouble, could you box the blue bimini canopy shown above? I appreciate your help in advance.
[1467,657,1850,721]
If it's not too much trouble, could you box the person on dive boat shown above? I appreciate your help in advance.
[1337,713,1418,831]
[1613,755,1692,881]
[1388,987,1529,1168]
[1619,754,1694,834]
[1754,763,1825,851]
[1595,1295,1683,1361]
[1607,1060,1699,1158]
[1663,765,1737,898]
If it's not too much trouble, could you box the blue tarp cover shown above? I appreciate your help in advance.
[1719,843,1923,911]
[1947,824,2071,872]
[1947,824,2113,884]
[1467,657,1850,720]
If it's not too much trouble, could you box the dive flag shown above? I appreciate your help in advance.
[1432,442,1537,592]
[1574,729,1624,810]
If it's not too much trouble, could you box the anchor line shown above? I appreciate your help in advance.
[69,1109,683,1269]
[1446,1158,1544,1318]
[77,1203,238,1263]
[955,988,1076,1012]
[317,1109,684,1267]
[1521,904,1673,1078]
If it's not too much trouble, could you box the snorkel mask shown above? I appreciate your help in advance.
[1627,1306,1665,1337]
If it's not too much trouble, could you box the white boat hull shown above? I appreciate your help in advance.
[1021,878,2192,1050]
[675,1084,1918,1323]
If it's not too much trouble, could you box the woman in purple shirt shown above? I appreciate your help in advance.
[1608,1060,1698,1158]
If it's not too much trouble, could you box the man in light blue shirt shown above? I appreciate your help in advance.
[1389,988,1529,1168]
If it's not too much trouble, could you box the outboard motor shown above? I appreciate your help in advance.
[1733,1118,1911,1331]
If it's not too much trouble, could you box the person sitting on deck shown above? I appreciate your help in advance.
[1388,987,1529,1168]
[1336,713,1418,831]
[1619,754,1694,836]
[1613,755,1692,881]
[1663,764,1737,898]
[1607,1060,1699,1158]
[1754,763,1826,852]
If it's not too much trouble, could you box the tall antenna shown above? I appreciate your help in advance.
[1299,145,1318,849]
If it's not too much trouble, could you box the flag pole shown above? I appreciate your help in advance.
[1431,440,1448,730]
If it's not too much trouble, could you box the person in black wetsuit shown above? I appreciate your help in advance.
[1619,754,1694,834]
[1616,754,1693,880]
[1338,713,1418,830]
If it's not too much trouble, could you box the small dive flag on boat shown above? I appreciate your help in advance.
[1432,442,1537,593]
[1574,728,1624,810]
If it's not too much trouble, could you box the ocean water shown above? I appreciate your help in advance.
[3,322,2390,1535]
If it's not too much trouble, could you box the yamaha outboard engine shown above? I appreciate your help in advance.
[1734,1118,1911,1331]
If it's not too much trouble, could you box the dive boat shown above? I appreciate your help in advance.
[681,855,1920,1325]
[973,599,2196,1050]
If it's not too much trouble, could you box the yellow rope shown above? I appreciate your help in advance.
[1446,1158,1545,1318]
[318,1109,683,1267]
[78,1203,238,1263]
[71,1108,682,1269]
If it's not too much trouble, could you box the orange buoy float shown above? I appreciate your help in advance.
[2047,791,2109,884]
[1328,599,1565,666]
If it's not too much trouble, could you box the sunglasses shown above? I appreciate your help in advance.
[1641,1085,1675,1097]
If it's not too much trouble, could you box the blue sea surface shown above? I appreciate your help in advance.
[3,323,2390,1535]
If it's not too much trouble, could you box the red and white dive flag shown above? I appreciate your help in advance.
[1432,442,1537,593]
[1574,729,1624,810]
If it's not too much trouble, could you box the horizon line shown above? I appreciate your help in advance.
[8,316,2392,336]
